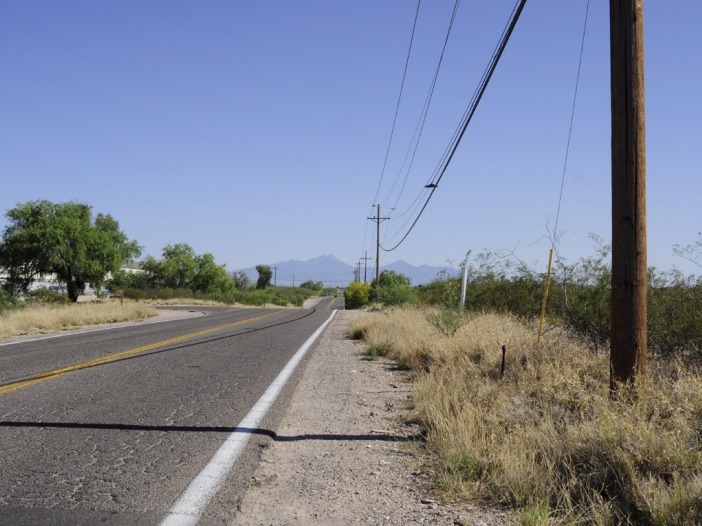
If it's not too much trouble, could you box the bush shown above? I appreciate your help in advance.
[272,296,288,306]
[376,281,417,306]
[344,282,371,309]
[0,288,21,312]
[27,288,70,305]
[648,269,702,357]
[414,243,702,358]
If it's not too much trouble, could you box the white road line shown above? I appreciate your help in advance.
[160,309,338,526]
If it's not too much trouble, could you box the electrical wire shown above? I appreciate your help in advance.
[382,0,527,252]
[552,0,590,254]
[382,0,461,216]
[360,209,371,266]
[371,0,422,207]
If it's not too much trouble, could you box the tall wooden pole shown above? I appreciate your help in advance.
[376,204,381,286]
[368,205,388,286]
[362,250,371,283]
[610,0,647,388]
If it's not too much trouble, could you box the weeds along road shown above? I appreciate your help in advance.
[0,297,342,526]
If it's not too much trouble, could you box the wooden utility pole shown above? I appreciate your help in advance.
[368,204,389,286]
[361,251,372,283]
[610,0,647,388]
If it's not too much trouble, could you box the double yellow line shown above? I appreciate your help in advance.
[0,310,282,396]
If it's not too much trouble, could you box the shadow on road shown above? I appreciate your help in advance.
[0,421,421,442]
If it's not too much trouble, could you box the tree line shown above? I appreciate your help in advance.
[0,200,323,307]
[345,239,702,360]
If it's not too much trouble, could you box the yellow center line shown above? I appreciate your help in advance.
[0,310,283,396]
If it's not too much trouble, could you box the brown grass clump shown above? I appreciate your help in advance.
[352,307,702,525]
[0,302,158,339]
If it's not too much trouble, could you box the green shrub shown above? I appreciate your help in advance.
[428,308,467,337]
[0,289,22,312]
[272,296,288,306]
[648,269,702,357]
[414,243,702,358]
[376,281,417,306]
[27,288,70,304]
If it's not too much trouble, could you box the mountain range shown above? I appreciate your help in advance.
[235,255,455,287]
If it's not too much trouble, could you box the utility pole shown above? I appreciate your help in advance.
[610,0,647,388]
[368,204,390,286]
[361,251,372,283]
[272,266,277,287]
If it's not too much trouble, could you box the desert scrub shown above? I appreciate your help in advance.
[353,307,702,525]
[0,302,158,338]
[354,308,449,370]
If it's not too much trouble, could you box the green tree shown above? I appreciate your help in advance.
[378,270,411,287]
[0,200,140,302]
[192,253,232,294]
[299,280,324,291]
[157,243,198,289]
[256,265,272,289]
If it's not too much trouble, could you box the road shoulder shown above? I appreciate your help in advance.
[233,310,510,526]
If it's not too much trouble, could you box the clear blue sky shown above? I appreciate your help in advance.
[2,1,700,275]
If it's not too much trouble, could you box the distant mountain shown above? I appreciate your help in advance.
[383,260,456,285]
[236,255,354,287]
[235,256,455,287]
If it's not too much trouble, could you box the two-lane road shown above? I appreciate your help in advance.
[0,297,342,525]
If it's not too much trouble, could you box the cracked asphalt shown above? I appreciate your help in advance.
[0,299,341,525]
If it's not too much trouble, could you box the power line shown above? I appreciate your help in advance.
[552,0,591,255]
[382,0,461,216]
[371,0,422,207]
[382,0,528,252]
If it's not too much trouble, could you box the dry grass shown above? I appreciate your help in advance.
[0,302,158,338]
[141,298,227,307]
[351,307,702,525]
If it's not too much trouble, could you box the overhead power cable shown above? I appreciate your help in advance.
[371,0,422,207]
[552,0,590,254]
[382,0,528,252]
[382,0,461,215]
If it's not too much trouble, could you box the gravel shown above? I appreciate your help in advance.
[232,310,511,526]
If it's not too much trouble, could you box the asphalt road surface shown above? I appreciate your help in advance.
[0,297,342,525]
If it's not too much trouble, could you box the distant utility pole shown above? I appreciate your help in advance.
[610,0,647,388]
[368,204,390,286]
[272,266,277,287]
[361,251,372,283]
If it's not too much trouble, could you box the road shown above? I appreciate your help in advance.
[0,297,342,525]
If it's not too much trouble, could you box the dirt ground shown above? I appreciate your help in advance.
[232,310,511,526]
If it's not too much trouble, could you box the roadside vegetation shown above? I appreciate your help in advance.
[0,254,325,339]
[107,256,326,308]
[0,200,328,338]
[0,294,157,339]
[347,238,702,525]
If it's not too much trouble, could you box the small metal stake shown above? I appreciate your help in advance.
[501,345,507,379]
